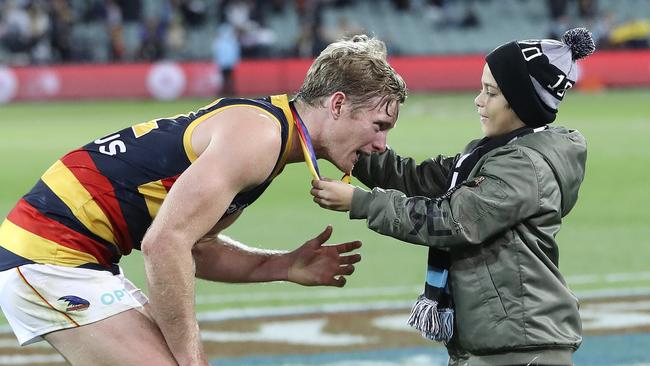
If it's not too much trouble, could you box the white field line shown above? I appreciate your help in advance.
[195,285,422,304]
[199,291,650,322]
[0,339,49,348]
[1,291,650,364]
[577,287,650,300]
[195,300,414,322]
[568,271,650,285]
[0,354,64,365]
[195,271,650,305]
[0,274,648,339]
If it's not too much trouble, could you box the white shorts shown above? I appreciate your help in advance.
[0,264,148,345]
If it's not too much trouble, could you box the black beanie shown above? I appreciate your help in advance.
[486,28,595,127]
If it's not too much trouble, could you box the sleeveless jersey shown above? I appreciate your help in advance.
[0,95,296,274]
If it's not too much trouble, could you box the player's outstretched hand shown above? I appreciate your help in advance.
[310,178,355,212]
[287,225,361,287]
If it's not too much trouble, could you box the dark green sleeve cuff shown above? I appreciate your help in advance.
[349,187,371,219]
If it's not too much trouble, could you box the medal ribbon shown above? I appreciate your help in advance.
[290,103,320,180]
[290,103,351,183]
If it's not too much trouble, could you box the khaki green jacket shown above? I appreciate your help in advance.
[351,126,586,365]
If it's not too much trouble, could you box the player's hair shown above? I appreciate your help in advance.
[295,35,407,115]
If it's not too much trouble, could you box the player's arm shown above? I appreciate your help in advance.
[192,226,361,286]
[140,107,280,366]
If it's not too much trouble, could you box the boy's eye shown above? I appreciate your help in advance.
[480,88,495,97]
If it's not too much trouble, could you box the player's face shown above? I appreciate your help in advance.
[328,98,399,173]
[474,63,524,137]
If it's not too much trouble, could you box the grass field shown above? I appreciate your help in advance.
[1,89,649,320]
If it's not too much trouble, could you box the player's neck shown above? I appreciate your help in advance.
[286,101,325,163]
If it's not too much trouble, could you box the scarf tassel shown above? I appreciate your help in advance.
[407,294,454,343]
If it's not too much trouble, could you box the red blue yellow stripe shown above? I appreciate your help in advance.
[1,200,110,268]
[60,150,133,253]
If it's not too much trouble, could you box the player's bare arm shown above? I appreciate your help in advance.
[141,107,282,366]
[192,225,361,286]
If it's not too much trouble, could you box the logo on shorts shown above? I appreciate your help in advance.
[58,296,90,312]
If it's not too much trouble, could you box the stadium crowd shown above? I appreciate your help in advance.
[0,0,648,65]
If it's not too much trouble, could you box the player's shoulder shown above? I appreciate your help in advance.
[193,103,282,160]
[189,97,287,163]
[203,104,282,143]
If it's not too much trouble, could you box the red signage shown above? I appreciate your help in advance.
[1,50,648,103]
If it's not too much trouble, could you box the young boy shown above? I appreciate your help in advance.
[311,28,595,365]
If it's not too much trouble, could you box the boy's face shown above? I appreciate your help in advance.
[325,97,399,173]
[474,64,525,137]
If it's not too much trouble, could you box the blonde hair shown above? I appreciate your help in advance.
[295,35,407,115]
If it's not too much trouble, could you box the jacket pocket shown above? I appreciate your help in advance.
[452,248,510,350]
[474,257,508,322]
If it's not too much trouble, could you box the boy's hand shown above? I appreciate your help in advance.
[311,178,355,212]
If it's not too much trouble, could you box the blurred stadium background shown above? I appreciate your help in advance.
[1,0,650,365]
[2,0,650,63]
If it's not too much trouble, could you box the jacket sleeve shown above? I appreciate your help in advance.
[352,148,458,198]
[350,147,541,249]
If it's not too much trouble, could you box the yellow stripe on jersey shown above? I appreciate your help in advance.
[132,120,159,138]
[0,219,99,266]
[269,95,295,179]
[40,160,117,246]
[182,104,283,163]
[137,180,167,218]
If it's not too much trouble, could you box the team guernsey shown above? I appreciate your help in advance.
[0,95,296,275]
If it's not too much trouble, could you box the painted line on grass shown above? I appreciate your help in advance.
[2,293,650,365]
[196,300,414,322]
[578,286,650,300]
[0,354,64,365]
[0,339,48,348]
[195,290,650,324]
[569,271,650,285]
[195,285,421,305]
[195,272,650,305]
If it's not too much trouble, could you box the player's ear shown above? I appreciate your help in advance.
[328,92,346,120]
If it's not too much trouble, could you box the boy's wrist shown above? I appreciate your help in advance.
[349,187,371,219]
